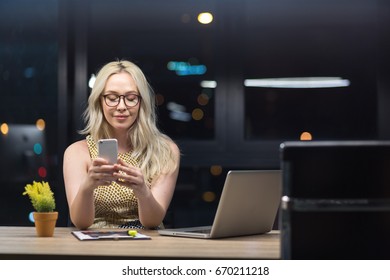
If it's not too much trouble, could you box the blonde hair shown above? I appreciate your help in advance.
[80,60,178,181]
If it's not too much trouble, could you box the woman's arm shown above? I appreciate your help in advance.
[114,142,181,228]
[63,140,117,229]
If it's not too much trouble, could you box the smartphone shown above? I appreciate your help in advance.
[97,139,118,164]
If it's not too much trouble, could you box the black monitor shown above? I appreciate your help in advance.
[280,141,390,259]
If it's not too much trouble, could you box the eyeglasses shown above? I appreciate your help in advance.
[102,93,141,107]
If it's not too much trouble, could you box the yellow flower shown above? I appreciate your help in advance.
[23,181,56,212]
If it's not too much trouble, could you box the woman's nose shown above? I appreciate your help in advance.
[116,97,127,110]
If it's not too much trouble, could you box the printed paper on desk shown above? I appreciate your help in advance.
[71,230,151,241]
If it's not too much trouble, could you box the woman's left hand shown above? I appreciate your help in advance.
[113,159,149,196]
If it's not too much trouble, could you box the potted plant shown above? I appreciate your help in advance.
[23,181,58,237]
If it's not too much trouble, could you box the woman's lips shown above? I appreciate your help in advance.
[115,115,128,120]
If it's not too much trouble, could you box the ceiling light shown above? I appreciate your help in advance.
[198,12,213,24]
[244,77,350,89]
[200,80,217,88]
[88,74,96,88]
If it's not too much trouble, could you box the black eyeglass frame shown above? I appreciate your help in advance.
[101,93,142,108]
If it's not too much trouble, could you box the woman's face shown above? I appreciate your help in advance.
[101,72,141,133]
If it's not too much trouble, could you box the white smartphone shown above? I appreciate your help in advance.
[97,139,118,164]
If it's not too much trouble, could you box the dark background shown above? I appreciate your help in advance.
[1,0,390,228]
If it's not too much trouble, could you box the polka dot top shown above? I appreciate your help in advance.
[86,135,145,228]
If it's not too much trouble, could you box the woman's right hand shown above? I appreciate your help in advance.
[85,157,118,189]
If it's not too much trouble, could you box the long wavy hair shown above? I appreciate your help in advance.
[80,60,178,181]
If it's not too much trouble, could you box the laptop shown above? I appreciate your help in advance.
[158,170,281,239]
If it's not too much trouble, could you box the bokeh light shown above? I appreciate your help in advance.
[36,119,46,131]
[0,123,9,135]
[192,108,204,120]
[300,131,313,141]
[197,93,209,106]
[181,13,191,23]
[202,191,216,202]
[38,167,47,178]
[198,12,213,24]
[210,165,223,176]
[28,212,35,223]
[34,143,43,155]
[156,93,165,106]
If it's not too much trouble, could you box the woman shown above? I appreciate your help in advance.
[63,60,180,229]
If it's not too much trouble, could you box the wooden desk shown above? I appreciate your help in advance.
[0,227,280,259]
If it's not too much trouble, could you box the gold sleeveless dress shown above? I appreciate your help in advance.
[86,135,148,229]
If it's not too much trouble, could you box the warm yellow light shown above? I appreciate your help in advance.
[202,191,216,202]
[36,119,46,131]
[210,165,222,176]
[300,132,312,141]
[197,93,209,106]
[197,12,213,24]
[1,123,9,135]
[192,108,204,120]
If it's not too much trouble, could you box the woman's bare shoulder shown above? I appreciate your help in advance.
[64,139,89,157]
[167,139,181,158]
